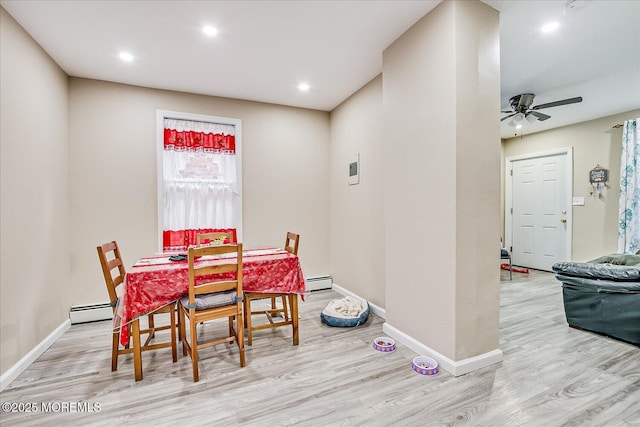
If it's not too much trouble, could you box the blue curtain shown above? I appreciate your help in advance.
[618,118,640,254]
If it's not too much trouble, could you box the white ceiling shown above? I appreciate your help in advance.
[2,0,639,139]
[486,0,640,138]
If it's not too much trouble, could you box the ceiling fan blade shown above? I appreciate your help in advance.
[501,113,516,121]
[528,111,551,121]
[532,96,583,110]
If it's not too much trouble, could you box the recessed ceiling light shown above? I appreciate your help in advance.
[119,52,134,62]
[541,22,559,33]
[203,26,218,36]
[298,82,310,91]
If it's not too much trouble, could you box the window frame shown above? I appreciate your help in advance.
[156,109,243,252]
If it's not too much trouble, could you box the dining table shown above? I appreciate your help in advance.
[117,246,306,381]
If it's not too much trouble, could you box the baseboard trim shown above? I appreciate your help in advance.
[383,322,503,376]
[327,283,502,376]
[331,282,386,319]
[1,319,71,392]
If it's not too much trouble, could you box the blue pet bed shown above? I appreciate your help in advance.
[320,296,370,327]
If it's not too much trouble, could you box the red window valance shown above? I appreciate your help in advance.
[164,128,235,153]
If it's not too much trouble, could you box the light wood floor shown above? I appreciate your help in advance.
[1,269,639,426]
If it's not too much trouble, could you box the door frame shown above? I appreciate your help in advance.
[505,146,573,266]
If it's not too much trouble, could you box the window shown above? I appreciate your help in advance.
[157,110,242,251]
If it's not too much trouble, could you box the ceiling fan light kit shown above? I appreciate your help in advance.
[507,113,523,127]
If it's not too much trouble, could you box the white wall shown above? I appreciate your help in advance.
[1,8,71,373]
[69,78,331,306]
[383,1,457,358]
[382,0,500,362]
[329,76,386,308]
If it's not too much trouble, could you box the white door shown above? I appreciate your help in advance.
[510,152,571,271]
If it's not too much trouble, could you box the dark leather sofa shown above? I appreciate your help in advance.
[552,254,640,345]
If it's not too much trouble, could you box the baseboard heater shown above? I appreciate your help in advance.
[69,303,113,324]
[306,275,332,292]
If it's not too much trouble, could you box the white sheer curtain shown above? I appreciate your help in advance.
[163,119,240,251]
[618,118,640,254]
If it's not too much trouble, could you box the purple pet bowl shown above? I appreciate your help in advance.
[373,337,396,352]
[412,356,439,376]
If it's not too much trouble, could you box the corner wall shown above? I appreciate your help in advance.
[382,0,501,366]
[0,8,71,373]
[329,76,386,308]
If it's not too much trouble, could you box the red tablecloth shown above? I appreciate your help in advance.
[118,247,305,345]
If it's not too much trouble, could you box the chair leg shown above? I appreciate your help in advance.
[169,305,177,363]
[509,257,513,280]
[290,294,299,346]
[237,312,246,367]
[281,295,289,321]
[245,297,253,346]
[267,296,277,318]
[111,332,119,371]
[148,313,155,338]
[132,319,143,381]
[177,305,182,342]
[180,306,188,357]
[190,313,199,382]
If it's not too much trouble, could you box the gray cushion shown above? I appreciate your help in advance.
[588,254,640,266]
[180,290,237,310]
[552,254,640,281]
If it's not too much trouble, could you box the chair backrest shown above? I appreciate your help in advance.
[186,243,243,305]
[284,232,300,255]
[97,241,126,310]
[196,232,237,247]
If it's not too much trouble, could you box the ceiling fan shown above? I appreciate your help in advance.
[501,93,583,126]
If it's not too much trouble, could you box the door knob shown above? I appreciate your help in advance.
[561,218,567,223]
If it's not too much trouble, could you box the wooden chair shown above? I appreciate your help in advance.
[196,232,236,247]
[189,232,239,332]
[96,241,177,374]
[243,232,300,346]
[178,243,246,382]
